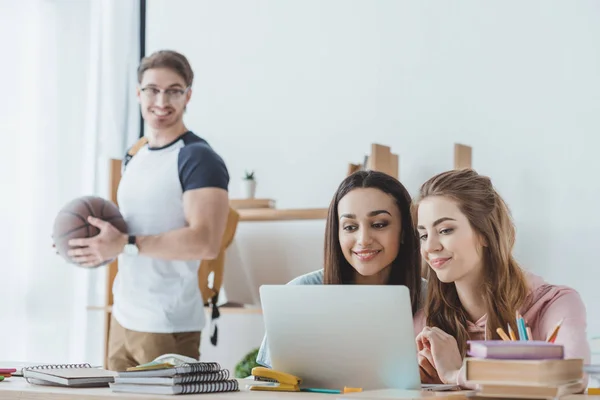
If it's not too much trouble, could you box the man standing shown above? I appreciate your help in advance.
[68,50,230,371]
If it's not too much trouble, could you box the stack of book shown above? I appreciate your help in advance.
[465,340,584,399]
[109,361,239,395]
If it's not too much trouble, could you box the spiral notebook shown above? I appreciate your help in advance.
[23,363,117,387]
[117,361,222,378]
[110,379,239,395]
[114,369,230,386]
[111,361,238,395]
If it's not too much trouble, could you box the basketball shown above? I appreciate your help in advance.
[53,196,128,267]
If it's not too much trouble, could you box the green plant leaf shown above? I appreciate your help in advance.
[234,347,260,378]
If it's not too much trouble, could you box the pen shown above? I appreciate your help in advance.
[301,388,341,394]
[300,387,363,394]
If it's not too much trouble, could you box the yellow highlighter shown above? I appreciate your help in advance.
[249,367,302,392]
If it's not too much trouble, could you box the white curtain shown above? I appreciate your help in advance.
[0,0,139,365]
[82,0,141,365]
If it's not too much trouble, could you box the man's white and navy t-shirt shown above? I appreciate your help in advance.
[113,131,229,334]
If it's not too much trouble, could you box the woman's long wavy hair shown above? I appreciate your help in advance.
[323,170,422,315]
[413,169,529,355]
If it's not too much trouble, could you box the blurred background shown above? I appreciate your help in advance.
[1,0,599,373]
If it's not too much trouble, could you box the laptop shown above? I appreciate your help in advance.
[259,284,422,391]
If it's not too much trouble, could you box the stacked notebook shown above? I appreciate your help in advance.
[110,361,239,395]
[465,341,584,399]
[22,363,116,387]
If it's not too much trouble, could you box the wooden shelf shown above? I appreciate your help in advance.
[237,208,328,221]
[87,305,263,315]
[230,198,275,209]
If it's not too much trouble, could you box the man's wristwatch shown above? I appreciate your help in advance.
[123,235,139,256]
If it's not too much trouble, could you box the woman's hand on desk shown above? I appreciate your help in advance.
[416,327,462,385]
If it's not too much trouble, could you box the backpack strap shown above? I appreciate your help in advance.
[123,137,149,168]
[199,207,240,346]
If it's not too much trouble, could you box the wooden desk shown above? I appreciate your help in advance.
[0,377,331,400]
[1,378,598,400]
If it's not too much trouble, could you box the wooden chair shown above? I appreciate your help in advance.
[102,159,239,368]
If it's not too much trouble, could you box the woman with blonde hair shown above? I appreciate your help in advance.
[413,168,590,389]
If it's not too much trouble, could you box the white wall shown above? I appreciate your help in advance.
[146,0,600,369]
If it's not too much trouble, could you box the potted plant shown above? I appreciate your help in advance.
[234,347,260,378]
[241,170,257,199]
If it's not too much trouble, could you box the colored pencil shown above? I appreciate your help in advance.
[546,318,564,343]
[508,324,517,341]
[496,327,511,341]
[520,318,529,340]
[516,312,526,340]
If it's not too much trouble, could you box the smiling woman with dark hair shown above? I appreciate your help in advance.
[256,170,427,368]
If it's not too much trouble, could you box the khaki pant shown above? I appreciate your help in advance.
[107,316,201,372]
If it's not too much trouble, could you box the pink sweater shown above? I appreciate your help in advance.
[413,271,591,388]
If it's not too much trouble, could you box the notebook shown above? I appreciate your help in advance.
[23,363,117,387]
[111,361,237,395]
[113,369,230,385]
[467,340,564,360]
[117,361,221,378]
[110,380,239,395]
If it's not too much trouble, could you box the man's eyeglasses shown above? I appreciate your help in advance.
[140,86,190,101]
